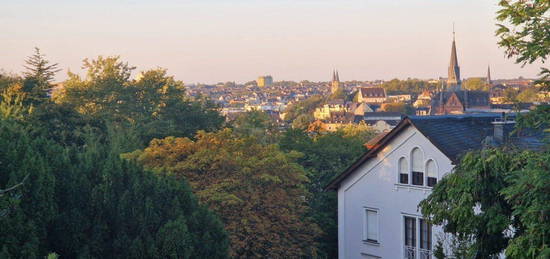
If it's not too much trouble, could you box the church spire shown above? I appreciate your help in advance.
[487,64,492,85]
[447,24,461,91]
[331,69,341,94]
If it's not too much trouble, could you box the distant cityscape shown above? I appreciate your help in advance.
[185,31,547,133]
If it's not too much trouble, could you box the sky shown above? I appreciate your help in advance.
[0,0,544,84]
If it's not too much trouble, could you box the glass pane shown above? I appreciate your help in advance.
[404,216,416,246]
[412,171,424,186]
[419,219,432,250]
[400,173,409,184]
[367,210,378,241]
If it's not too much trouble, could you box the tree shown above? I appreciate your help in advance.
[0,118,229,258]
[380,78,438,94]
[283,95,324,122]
[419,149,518,258]
[231,110,278,144]
[501,151,550,258]
[496,0,550,89]
[23,47,61,88]
[279,128,372,258]
[292,113,315,130]
[463,78,490,91]
[129,129,320,258]
[380,102,414,115]
[516,87,538,103]
[55,56,223,146]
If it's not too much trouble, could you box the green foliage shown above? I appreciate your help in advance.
[463,78,490,91]
[292,113,315,130]
[56,56,224,146]
[516,104,550,133]
[0,118,229,258]
[329,87,346,100]
[516,87,538,103]
[421,140,550,258]
[279,128,369,258]
[502,151,550,258]
[380,78,438,94]
[420,149,518,258]
[284,95,324,121]
[496,0,550,89]
[23,47,60,86]
[231,110,279,144]
[131,129,320,258]
[380,102,414,115]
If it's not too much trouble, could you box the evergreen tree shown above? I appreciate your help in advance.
[23,47,61,88]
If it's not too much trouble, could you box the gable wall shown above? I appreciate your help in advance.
[337,125,454,259]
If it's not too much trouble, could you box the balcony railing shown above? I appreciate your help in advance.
[404,246,432,259]
[419,248,432,259]
[404,246,416,259]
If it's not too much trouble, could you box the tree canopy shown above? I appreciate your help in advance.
[129,129,321,258]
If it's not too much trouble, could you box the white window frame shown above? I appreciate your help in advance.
[411,147,425,186]
[425,159,438,187]
[401,214,433,259]
[363,207,380,244]
[398,157,409,184]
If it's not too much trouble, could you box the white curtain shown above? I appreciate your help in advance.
[411,148,423,172]
[426,160,437,178]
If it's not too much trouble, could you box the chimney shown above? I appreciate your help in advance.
[492,113,515,144]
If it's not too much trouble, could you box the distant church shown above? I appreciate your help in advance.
[331,70,342,94]
[430,30,490,115]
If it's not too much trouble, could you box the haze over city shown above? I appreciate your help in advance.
[2,0,543,83]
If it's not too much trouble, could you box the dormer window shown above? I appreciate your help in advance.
[411,148,424,186]
[426,160,437,187]
[398,157,408,184]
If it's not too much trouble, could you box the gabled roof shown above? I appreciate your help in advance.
[359,87,386,98]
[324,113,546,191]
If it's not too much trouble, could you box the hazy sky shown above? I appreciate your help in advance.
[1,0,543,84]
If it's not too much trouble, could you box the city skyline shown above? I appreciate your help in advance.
[1,0,543,84]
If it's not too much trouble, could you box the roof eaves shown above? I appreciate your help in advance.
[324,117,413,191]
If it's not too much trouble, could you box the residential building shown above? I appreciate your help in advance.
[325,114,544,259]
[356,87,387,104]
[314,99,348,120]
[356,112,404,132]
[257,75,273,87]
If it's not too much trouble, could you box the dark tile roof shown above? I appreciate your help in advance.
[431,91,490,108]
[359,87,386,97]
[408,114,497,162]
[325,113,547,191]
[362,112,404,118]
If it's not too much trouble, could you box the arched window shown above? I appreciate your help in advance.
[398,157,408,184]
[426,160,437,187]
[411,148,424,186]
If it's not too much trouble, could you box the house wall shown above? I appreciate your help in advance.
[337,126,454,259]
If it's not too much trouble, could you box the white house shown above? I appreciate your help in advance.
[325,114,540,259]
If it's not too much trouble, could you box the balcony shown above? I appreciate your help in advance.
[404,246,432,259]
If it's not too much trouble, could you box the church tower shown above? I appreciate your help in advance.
[447,28,461,91]
[331,70,341,94]
[487,65,492,85]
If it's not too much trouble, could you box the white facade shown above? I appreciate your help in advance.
[337,126,454,259]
